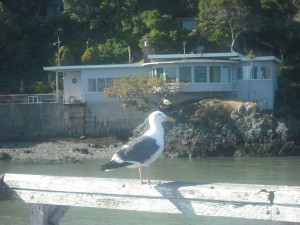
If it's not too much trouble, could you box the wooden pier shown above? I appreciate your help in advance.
[1,173,300,225]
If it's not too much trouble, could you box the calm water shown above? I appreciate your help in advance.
[0,157,300,225]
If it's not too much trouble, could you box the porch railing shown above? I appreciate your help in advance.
[0,94,58,104]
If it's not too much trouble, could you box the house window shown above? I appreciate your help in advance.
[154,67,164,78]
[222,66,230,83]
[165,67,177,82]
[252,66,258,79]
[88,78,113,92]
[179,66,192,83]
[97,78,105,92]
[209,66,221,83]
[194,66,207,83]
[261,66,271,79]
[88,78,96,92]
[237,67,242,80]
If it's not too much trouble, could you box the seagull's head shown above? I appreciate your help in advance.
[148,111,175,126]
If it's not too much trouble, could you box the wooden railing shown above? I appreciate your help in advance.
[1,173,299,225]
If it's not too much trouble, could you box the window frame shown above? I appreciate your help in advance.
[221,66,231,83]
[179,66,192,83]
[165,66,177,82]
[88,78,97,92]
[261,65,271,79]
[194,66,207,83]
[88,77,114,93]
[209,66,221,83]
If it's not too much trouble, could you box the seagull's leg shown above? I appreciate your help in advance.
[146,167,151,185]
[139,167,143,184]
[139,167,145,184]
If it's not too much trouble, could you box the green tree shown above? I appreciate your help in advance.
[56,46,75,66]
[135,0,198,18]
[81,47,100,64]
[50,79,63,90]
[63,0,137,39]
[198,0,262,52]
[97,39,128,63]
[0,2,21,71]
[1,0,300,94]
[258,0,299,60]
[32,81,52,94]
[131,10,180,53]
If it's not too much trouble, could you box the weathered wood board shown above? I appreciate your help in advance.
[2,173,300,223]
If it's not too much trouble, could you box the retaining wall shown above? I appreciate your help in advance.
[0,102,146,140]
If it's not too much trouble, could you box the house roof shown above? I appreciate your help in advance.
[43,52,282,72]
[43,63,143,72]
[143,59,239,66]
[147,52,245,61]
[241,56,282,63]
[147,52,282,63]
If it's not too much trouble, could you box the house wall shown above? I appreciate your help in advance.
[233,61,278,109]
[180,83,234,92]
[63,71,82,103]
[234,80,273,109]
[81,67,148,102]
[54,57,279,110]
[0,102,146,140]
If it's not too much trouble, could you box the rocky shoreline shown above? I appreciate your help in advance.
[164,99,300,157]
[1,99,300,162]
[0,137,123,162]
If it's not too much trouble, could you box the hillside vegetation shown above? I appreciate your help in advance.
[1,0,300,94]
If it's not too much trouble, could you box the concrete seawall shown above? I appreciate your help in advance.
[0,102,146,140]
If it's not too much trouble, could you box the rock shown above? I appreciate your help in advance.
[109,144,119,148]
[276,122,290,141]
[72,148,89,154]
[88,143,109,148]
[0,153,12,160]
[88,143,96,148]
[163,99,300,158]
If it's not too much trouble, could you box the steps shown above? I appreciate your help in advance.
[273,89,285,111]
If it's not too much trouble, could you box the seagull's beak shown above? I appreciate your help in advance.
[165,116,175,123]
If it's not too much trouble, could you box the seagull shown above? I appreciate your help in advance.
[100,111,175,184]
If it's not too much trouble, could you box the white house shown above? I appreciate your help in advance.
[44,51,282,110]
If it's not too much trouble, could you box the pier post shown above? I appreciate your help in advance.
[30,204,57,225]
[48,206,70,225]
[0,174,4,200]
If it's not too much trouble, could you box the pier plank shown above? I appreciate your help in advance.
[2,173,300,223]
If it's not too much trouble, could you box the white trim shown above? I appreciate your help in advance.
[148,52,244,60]
[147,53,282,64]
[44,64,143,71]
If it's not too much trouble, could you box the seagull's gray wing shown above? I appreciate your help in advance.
[116,135,160,164]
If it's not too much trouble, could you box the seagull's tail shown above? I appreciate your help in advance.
[100,160,132,171]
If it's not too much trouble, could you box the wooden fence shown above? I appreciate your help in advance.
[1,173,300,225]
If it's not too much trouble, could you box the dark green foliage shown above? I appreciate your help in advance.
[0,0,299,94]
